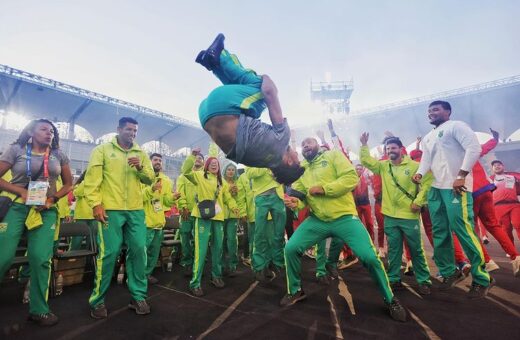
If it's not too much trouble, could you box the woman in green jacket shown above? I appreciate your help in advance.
[181,149,239,297]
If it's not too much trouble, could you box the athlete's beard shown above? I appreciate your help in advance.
[388,152,400,161]
[303,148,319,161]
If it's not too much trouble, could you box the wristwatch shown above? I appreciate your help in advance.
[50,195,59,204]
[456,175,465,180]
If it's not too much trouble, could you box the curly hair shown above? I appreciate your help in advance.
[13,119,60,150]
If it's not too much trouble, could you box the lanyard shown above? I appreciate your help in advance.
[26,144,50,180]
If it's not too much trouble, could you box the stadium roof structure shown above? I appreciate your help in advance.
[296,74,520,148]
[0,64,210,152]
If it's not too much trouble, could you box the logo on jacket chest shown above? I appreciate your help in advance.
[437,131,444,138]
[321,161,328,168]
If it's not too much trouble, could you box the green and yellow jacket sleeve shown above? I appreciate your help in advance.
[55,179,70,218]
[246,167,282,198]
[84,137,154,210]
[291,150,358,221]
[208,142,220,158]
[322,151,359,198]
[377,156,426,219]
[236,173,255,222]
[73,181,94,220]
[182,155,229,221]
[360,145,383,175]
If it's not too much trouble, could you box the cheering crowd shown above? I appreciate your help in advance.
[0,34,519,327]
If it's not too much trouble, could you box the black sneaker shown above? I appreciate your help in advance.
[147,276,159,284]
[210,277,225,288]
[317,275,331,286]
[439,269,465,291]
[28,312,59,326]
[128,299,151,315]
[467,277,495,299]
[195,50,211,70]
[189,286,204,297]
[326,264,339,279]
[390,281,405,291]
[205,33,225,69]
[280,290,307,307]
[195,33,225,71]
[386,298,407,322]
[90,303,108,319]
[417,284,432,295]
[183,265,193,278]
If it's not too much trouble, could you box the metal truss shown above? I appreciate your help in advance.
[0,64,199,128]
[351,74,520,116]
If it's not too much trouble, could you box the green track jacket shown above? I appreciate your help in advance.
[181,155,238,221]
[142,172,177,228]
[84,136,154,210]
[292,150,359,222]
[360,146,432,220]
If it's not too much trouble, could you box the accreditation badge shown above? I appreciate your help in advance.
[152,199,162,212]
[26,181,49,206]
[215,203,222,215]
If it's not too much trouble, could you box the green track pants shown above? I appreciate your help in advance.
[0,203,57,314]
[284,214,394,303]
[252,194,286,272]
[384,216,431,285]
[428,188,490,286]
[199,49,265,125]
[179,216,195,267]
[145,228,164,277]
[190,218,224,289]
[89,210,147,307]
[223,218,239,271]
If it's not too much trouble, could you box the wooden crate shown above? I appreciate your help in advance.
[54,257,86,286]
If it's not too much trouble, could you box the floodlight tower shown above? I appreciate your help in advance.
[310,79,354,115]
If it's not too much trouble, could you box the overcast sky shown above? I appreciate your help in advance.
[1,0,518,127]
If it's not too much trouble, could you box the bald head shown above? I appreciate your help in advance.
[301,137,320,161]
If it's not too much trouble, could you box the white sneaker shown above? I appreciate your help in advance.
[485,259,500,272]
[511,257,520,277]
[378,247,385,259]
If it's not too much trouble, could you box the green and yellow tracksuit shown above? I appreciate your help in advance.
[246,167,286,272]
[70,181,98,250]
[286,150,394,303]
[0,170,58,315]
[360,146,432,285]
[222,179,243,272]
[19,178,71,282]
[143,172,177,277]
[236,171,256,259]
[84,136,154,307]
[177,170,200,268]
[181,155,239,289]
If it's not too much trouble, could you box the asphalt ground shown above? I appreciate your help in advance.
[1,235,519,340]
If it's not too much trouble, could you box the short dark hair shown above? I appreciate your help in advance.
[150,153,162,160]
[271,164,305,186]
[118,116,138,128]
[491,160,503,166]
[384,136,403,148]
[429,100,451,111]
